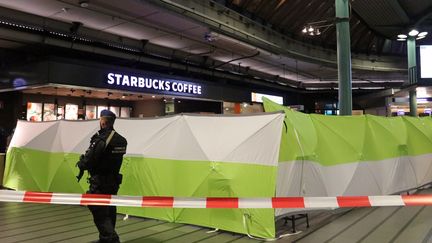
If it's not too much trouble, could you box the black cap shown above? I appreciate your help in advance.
[100,109,116,119]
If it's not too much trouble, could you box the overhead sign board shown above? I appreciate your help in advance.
[107,73,202,95]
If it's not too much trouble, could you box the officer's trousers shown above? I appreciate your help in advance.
[88,175,120,243]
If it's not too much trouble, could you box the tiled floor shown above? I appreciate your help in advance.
[1,188,432,242]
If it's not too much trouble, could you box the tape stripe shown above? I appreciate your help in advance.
[3,190,432,208]
[142,196,173,207]
[174,198,206,208]
[369,195,405,207]
[80,193,111,205]
[305,197,338,208]
[206,197,238,208]
[402,195,432,206]
[23,192,53,203]
[239,198,272,208]
[272,197,304,208]
[337,196,371,207]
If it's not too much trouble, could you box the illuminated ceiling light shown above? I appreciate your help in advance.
[397,38,406,41]
[416,36,426,40]
[79,1,89,8]
[408,29,419,37]
[418,32,428,37]
[302,27,307,33]
[151,95,155,98]
[308,26,314,32]
[397,34,407,39]
[315,29,321,35]
[121,94,126,99]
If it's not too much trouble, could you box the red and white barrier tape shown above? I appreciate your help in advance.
[1,190,431,208]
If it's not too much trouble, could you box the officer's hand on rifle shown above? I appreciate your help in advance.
[76,156,86,182]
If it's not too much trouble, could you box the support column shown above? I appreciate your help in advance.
[407,37,417,116]
[335,0,352,115]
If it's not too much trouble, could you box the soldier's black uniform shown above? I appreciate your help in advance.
[77,126,127,243]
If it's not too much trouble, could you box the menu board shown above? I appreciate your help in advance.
[97,106,108,118]
[120,107,130,118]
[65,104,79,120]
[85,105,97,120]
[27,102,42,122]
[109,106,120,117]
[43,103,56,121]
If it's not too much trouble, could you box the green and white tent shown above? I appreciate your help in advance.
[263,98,432,218]
[3,113,284,238]
[5,101,432,238]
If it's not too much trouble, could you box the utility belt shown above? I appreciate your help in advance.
[88,173,123,185]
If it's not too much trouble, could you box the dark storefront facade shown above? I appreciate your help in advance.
[0,57,297,134]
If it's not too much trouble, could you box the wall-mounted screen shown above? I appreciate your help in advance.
[420,45,432,79]
[65,104,78,120]
[27,102,42,122]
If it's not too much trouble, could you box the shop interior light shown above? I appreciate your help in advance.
[302,27,307,33]
[417,36,426,40]
[409,29,419,37]
[397,38,406,41]
[397,34,407,39]
[151,95,155,98]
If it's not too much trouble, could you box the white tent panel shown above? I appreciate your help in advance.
[133,116,210,161]
[410,154,432,185]
[183,114,283,163]
[59,120,99,153]
[340,163,385,196]
[320,162,359,196]
[384,157,418,194]
[115,116,180,156]
[10,120,60,151]
[221,115,284,166]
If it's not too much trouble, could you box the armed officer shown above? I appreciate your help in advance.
[76,109,127,243]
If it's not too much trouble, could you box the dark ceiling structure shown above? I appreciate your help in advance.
[225,0,432,55]
[0,0,430,92]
